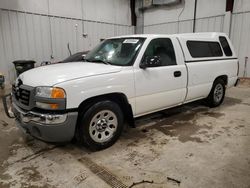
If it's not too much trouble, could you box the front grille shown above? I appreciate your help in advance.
[12,85,30,106]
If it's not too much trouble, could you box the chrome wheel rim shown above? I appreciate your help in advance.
[89,110,118,143]
[213,83,223,103]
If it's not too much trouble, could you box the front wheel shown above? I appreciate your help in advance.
[77,100,124,150]
[206,78,226,107]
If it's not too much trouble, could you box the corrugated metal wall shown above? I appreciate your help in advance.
[231,11,250,77]
[195,15,224,32]
[142,0,250,77]
[0,7,134,83]
[144,15,224,34]
[144,20,187,34]
[1,0,250,83]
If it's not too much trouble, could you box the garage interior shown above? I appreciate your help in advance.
[0,0,250,188]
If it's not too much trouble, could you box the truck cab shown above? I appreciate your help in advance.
[3,32,239,150]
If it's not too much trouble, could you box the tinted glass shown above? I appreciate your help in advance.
[187,41,223,58]
[219,36,232,56]
[85,38,145,66]
[143,38,176,66]
[61,52,86,63]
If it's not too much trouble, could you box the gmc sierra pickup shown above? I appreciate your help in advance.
[3,32,239,150]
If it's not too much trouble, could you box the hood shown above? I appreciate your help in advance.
[19,62,122,87]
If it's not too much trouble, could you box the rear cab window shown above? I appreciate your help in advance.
[219,36,233,56]
[186,41,223,58]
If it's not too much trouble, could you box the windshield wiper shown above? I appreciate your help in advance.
[85,59,110,65]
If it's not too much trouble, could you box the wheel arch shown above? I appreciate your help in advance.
[214,75,228,85]
[77,92,135,128]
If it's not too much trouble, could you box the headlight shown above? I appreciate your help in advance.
[35,87,66,110]
[35,87,66,99]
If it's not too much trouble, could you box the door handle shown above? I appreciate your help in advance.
[174,71,181,77]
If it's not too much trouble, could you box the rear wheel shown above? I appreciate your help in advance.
[77,100,124,150]
[206,78,226,107]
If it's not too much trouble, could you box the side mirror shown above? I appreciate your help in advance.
[140,56,162,69]
[40,61,51,66]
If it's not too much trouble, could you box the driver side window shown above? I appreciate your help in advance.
[143,38,177,66]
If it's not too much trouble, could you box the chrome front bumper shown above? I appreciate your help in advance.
[13,103,67,125]
[2,94,78,142]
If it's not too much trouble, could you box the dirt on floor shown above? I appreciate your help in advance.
[0,81,250,188]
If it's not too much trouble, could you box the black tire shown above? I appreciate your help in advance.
[77,100,124,150]
[206,78,226,107]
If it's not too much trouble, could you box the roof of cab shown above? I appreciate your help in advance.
[109,32,228,40]
[109,32,236,60]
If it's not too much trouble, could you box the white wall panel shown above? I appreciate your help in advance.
[33,15,46,62]
[144,0,195,26]
[231,12,250,76]
[16,12,30,59]
[143,0,225,34]
[82,0,131,25]
[0,0,131,24]
[0,10,16,82]
[142,0,250,77]
[0,10,9,81]
[143,0,226,27]
[178,20,193,33]
[114,0,132,25]
[40,15,52,61]
[144,23,172,34]
[8,11,21,60]
[231,0,250,76]
[0,0,134,83]
[50,17,87,61]
[49,0,82,19]
[0,10,53,82]
[25,14,38,60]
[144,19,193,34]
[0,0,49,15]
[233,0,250,13]
[195,16,224,32]
[196,0,226,18]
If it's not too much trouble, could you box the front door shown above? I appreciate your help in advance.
[134,38,187,116]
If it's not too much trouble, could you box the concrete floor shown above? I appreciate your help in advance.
[0,81,250,188]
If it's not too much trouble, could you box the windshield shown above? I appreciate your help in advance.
[85,38,145,66]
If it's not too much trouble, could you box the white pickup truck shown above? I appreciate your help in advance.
[3,32,239,150]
